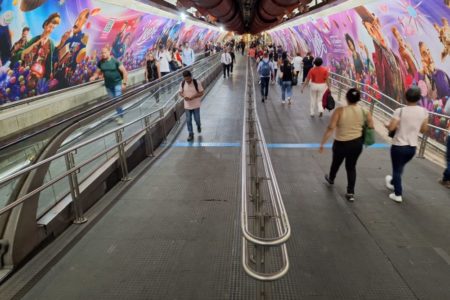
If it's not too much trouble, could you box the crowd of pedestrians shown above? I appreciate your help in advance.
[247,41,449,201]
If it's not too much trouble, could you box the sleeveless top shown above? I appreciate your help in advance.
[335,106,364,141]
[146,60,158,82]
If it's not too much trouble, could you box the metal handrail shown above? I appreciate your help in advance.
[329,72,450,122]
[0,55,218,183]
[241,57,291,281]
[0,53,206,111]
[0,58,221,216]
[329,72,449,158]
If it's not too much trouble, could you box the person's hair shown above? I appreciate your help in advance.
[344,33,355,49]
[346,88,361,104]
[297,52,301,56]
[405,86,421,103]
[313,57,323,66]
[43,13,61,28]
[281,51,287,60]
[182,70,192,78]
[22,27,30,33]
[307,51,312,56]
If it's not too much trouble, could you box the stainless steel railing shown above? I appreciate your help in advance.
[0,57,222,218]
[241,58,291,284]
[329,72,449,158]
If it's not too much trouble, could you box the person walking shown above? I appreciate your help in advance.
[182,42,195,67]
[293,52,302,78]
[221,48,232,78]
[229,47,236,74]
[256,52,274,103]
[90,46,128,125]
[301,57,329,117]
[320,88,374,202]
[144,52,160,83]
[279,52,294,105]
[385,87,429,202]
[155,43,172,76]
[302,52,314,82]
[179,70,205,142]
[440,99,450,188]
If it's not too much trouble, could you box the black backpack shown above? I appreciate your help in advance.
[181,79,199,93]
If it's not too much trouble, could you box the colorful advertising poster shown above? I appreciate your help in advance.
[0,0,221,104]
[269,0,450,141]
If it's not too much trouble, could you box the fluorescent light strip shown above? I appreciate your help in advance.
[267,0,379,33]
[97,0,221,31]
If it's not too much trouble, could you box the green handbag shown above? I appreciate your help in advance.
[361,108,375,146]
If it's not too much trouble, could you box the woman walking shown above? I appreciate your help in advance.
[385,87,429,203]
[145,52,161,83]
[320,88,374,202]
[301,57,329,117]
[279,52,293,104]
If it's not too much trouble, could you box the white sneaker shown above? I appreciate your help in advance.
[281,100,286,104]
[389,193,402,203]
[385,175,394,190]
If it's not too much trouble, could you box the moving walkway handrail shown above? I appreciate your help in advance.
[241,58,290,281]
[0,53,206,111]
[0,53,210,150]
[0,58,221,216]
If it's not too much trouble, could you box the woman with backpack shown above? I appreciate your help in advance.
[319,88,374,202]
[301,57,329,117]
[279,52,294,105]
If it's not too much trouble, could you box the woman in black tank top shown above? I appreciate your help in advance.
[145,53,160,82]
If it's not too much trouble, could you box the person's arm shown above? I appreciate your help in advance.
[90,68,102,81]
[144,59,148,82]
[419,117,429,134]
[156,62,161,79]
[319,108,342,153]
[385,109,401,131]
[301,71,311,93]
[118,64,128,89]
[366,111,375,129]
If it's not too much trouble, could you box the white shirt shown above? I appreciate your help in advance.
[392,106,428,147]
[221,53,232,65]
[156,50,171,73]
[293,56,302,71]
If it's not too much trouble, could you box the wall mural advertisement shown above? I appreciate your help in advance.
[270,0,450,142]
[0,0,222,104]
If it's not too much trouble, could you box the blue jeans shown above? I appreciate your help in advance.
[106,84,124,118]
[281,81,292,100]
[390,145,416,196]
[260,77,270,98]
[186,108,201,134]
[443,136,450,181]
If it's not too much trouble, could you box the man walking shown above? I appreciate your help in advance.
[90,46,128,124]
[221,48,232,78]
[182,42,195,67]
[256,53,274,102]
[179,70,204,142]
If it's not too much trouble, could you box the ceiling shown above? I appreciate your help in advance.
[175,0,337,34]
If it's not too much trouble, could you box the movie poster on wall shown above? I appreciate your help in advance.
[269,0,450,141]
[0,0,221,104]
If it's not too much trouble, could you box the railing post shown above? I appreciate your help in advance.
[144,116,154,157]
[369,99,376,114]
[115,130,132,181]
[64,151,87,224]
[160,108,167,141]
[417,132,429,159]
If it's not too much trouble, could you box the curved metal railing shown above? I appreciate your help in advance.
[0,57,222,217]
[241,58,291,281]
[329,72,449,158]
